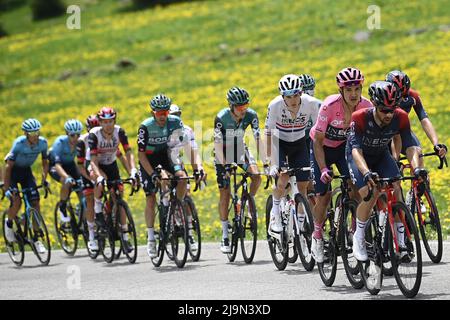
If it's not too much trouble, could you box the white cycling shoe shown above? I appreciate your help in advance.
[311,237,324,263]
[147,240,157,258]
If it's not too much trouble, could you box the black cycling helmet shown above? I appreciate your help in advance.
[226,87,250,106]
[368,81,402,109]
[386,70,411,96]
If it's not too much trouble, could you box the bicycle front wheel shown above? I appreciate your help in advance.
[295,193,315,272]
[170,199,189,268]
[389,202,422,298]
[240,194,257,264]
[116,201,138,264]
[185,196,202,262]
[2,211,25,266]
[54,201,78,256]
[266,195,288,270]
[317,210,337,287]
[28,208,51,265]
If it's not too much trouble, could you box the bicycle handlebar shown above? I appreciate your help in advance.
[363,175,416,202]
[399,151,448,170]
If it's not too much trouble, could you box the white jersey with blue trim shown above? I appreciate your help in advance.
[264,94,321,142]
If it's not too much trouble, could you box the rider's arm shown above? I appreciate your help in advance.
[348,112,369,175]
[118,127,136,174]
[391,134,402,161]
[52,140,69,180]
[213,116,226,165]
[398,109,422,170]
[137,124,154,176]
[410,91,441,147]
[250,112,262,161]
[117,149,131,175]
[41,140,49,182]
[312,132,328,171]
[351,148,370,176]
[264,104,276,163]
[3,159,14,191]
[75,138,91,180]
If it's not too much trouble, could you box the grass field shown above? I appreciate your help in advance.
[1,0,449,252]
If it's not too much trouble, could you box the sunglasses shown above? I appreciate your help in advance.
[234,103,249,112]
[154,110,170,117]
[69,133,80,138]
[27,131,40,136]
[281,89,301,97]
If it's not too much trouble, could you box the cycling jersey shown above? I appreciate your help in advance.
[214,108,260,149]
[399,89,428,121]
[88,125,130,165]
[304,94,323,140]
[265,94,321,142]
[347,107,418,156]
[77,133,122,166]
[310,94,372,148]
[138,115,184,155]
[49,135,77,165]
[5,136,48,168]
[182,125,198,150]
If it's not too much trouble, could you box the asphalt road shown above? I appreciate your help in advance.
[1,240,449,300]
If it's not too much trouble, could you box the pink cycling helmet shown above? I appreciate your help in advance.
[336,67,364,88]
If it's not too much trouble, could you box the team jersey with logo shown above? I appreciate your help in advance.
[399,88,428,121]
[214,108,260,149]
[49,135,77,165]
[5,136,48,168]
[88,125,130,165]
[138,115,185,155]
[347,107,418,156]
[310,94,372,148]
[265,94,321,142]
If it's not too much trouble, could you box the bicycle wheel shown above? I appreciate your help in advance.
[116,201,138,264]
[2,211,25,266]
[99,212,115,263]
[151,205,165,267]
[53,201,78,256]
[266,195,288,270]
[338,199,364,289]
[28,208,51,265]
[185,196,202,262]
[288,243,298,263]
[240,194,257,264]
[414,189,442,263]
[318,210,337,287]
[295,193,315,271]
[170,199,189,268]
[389,202,422,298]
[359,214,383,295]
[227,214,239,262]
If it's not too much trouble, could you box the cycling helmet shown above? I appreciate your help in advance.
[385,70,411,96]
[97,107,117,120]
[22,118,41,132]
[278,74,302,96]
[226,87,250,106]
[64,119,83,135]
[150,94,171,111]
[169,104,182,116]
[368,81,402,109]
[299,74,316,91]
[86,114,99,130]
[336,67,364,88]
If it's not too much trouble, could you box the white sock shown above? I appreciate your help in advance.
[147,227,155,241]
[121,225,128,241]
[355,218,367,241]
[272,197,281,217]
[221,220,229,239]
[94,198,103,213]
[395,222,405,247]
[187,216,193,236]
[87,221,95,241]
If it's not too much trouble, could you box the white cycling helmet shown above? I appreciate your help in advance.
[278,74,302,96]
[169,104,182,116]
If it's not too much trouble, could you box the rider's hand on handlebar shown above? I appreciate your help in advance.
[434,144,447,158]
[151,171,161,185]
[320,167,333,184]
[414,167,428,182]
[65,176,75,186]
[96,176,105,186]
[363,171,378,189]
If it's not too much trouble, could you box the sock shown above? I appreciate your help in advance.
[355,218,367,241]
[147,228,155,241]
[272,197,280,217]
[87,221,95,241]
[221,220,229,239]
[313,221,324,239]
[395,222,405,247]
[122,224,128,241]
[94,198,103,214]
[187,215,193,236]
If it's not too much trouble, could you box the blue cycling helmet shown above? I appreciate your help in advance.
[226,87,250,106]
[150,94,172,111]
[64,119,83,135]
[22,118,41,132]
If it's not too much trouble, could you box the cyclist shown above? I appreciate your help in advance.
[138,94,190,258]
[347,81,426,261]
[169,103,206,252]
[88,107,138,253]
[309,67,372,262]
[2,119,49,254]
[49,119,84,230]
[299,73,322,195]
[265,74,321,233]
[386,70,447,161]
[214,87,262,253]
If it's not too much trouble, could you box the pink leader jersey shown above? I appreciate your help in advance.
[309,94,372,148]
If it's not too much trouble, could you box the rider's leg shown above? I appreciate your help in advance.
[247,165,261,197]
[175,170,188,201]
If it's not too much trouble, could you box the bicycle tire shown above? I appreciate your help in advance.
[185,196,202,262]
[415,189,442,263]
[318,209,337,287]
[170,198,189,268]
[116,201,138,264]
[266,195,288,270]
[28,208,51,266]
[240,194,257,264]
[295,193,315,272]
[338,198,364,289]
[99,212,115,263]
[389,202,422,298]
[2,211,25,266]
[53,201,78,256]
